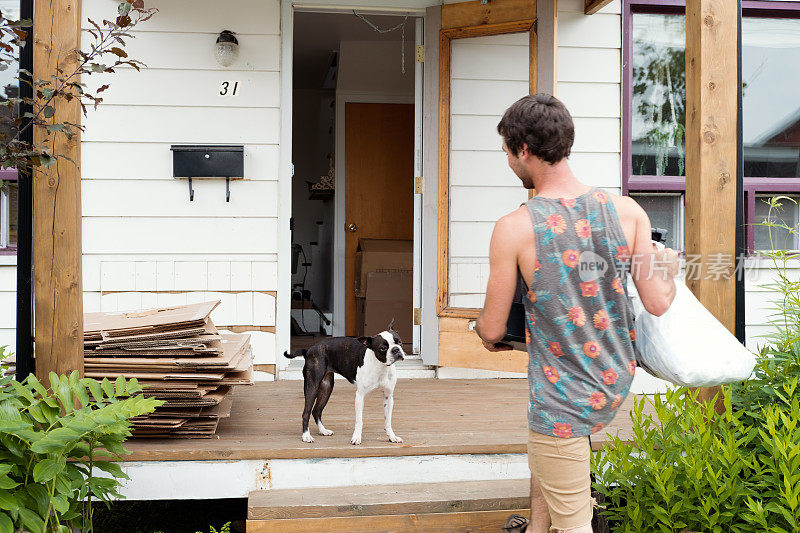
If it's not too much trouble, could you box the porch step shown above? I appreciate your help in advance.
[246,478,529,532]
[279,357,436,380]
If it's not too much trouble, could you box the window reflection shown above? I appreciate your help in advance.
[632,14,800,179]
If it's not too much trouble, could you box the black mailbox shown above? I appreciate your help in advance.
[171,144,244,202]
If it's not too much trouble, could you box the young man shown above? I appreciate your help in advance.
[474,94,680,533]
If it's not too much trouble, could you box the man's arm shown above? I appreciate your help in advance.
[627,201,679,316]
[475,211,523,350]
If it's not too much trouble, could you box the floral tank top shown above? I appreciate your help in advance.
[524,188,636,438]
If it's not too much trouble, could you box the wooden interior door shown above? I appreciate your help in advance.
[345,102,414,336]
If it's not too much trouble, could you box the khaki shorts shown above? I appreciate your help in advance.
[527,429,593,530]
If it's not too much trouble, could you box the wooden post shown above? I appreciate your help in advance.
[685,0,737,402]
[32,0,84,379]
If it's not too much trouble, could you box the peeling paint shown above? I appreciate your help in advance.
[256,461,272,490]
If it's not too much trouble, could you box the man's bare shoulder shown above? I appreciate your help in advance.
[492,205,533,246]
[607,191,646,223]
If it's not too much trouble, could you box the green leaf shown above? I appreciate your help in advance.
[18,507,44,533]
[85,378,103,403]
[0,477,18,491]
[93,460,128,480]
[33,457,65,483]
[115,375,125,397]
[101,378,114,398]
[25,483,50,518]
[0,512,12,533]
[51,493,68,515]
[0,491,18,513]
[42,106,55,118]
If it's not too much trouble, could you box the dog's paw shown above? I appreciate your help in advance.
[350,434,362,445]
[301,431,315,443]
[319,427,334,436]
[388,434,403,443]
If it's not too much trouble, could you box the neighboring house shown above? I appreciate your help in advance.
[1,0,797,388]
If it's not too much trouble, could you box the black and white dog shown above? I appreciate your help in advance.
[284,322,405,445]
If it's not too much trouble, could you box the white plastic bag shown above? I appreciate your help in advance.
[629,279,756,387]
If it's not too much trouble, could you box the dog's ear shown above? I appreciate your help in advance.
[357,336,372,349]
[387,318,395,331]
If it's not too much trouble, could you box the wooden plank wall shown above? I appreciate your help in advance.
[78,0,281,368]
[32,0,84,379]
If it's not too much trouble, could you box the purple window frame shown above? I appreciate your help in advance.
[0,168,18,254]
[622,0,800,252]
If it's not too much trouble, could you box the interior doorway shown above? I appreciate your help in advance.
[289,10,420,354]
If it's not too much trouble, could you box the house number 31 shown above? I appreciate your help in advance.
[219,81,240,96]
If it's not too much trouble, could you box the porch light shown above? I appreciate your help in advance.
[215,30,239,67]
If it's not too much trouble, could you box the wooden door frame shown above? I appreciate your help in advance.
[436,17,537,319]
[333,93,415,337]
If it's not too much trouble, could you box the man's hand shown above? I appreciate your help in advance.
[482,339,513,352]
[654,247,680,279]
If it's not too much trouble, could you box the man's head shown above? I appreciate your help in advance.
[497,93,574,188]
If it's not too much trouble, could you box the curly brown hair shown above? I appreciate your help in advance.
[497,93,574,164]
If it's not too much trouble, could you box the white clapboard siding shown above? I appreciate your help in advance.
[557,48,621,83]
[82,179,278,217]
[450,186,528,223]
[450,222,494,259]
[83,106,280,144]
[82,254,278,292]
[83,217,278,254]
[560,0,622,14]
[1,263,16,351]
[447,32,530,306]
[81,0,280,35]
[557,12,621,48]
[81,143,279,181]
[99,260,277,292]
[557,82,621,118]
[572,118,621,153]
[84,70,280,108]
[99,291,275,327]
[80,32,280,72]
[450,79,529,116]
[568,153,621,187]
[450,151,521,188]
[444,1,624,306]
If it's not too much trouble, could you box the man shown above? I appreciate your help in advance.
[474,94,680,533]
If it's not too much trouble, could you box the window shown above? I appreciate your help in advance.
[624,1,800,252]
[0,0,19,253]
[0,176,17,249]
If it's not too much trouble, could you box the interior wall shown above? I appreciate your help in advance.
[291,89,335,313]
[337,40,416,96]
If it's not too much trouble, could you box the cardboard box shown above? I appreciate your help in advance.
[354,239,413,297]
[357,270,413,351]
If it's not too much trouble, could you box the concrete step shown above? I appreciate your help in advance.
[246,478,529,532]
[279,356,436,380]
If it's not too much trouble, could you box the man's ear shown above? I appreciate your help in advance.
[357,336,372,349]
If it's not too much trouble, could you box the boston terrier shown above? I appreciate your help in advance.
[284,320,405,445]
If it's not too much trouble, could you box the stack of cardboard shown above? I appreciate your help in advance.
[83,301,253,438]
[1,353,14,377]
[354,239,413,350]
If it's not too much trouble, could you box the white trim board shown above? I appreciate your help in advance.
[115,453,529,500]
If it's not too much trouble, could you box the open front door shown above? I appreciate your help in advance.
[434,0,537,372]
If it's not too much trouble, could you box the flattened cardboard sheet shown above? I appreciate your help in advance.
[84,301,219,337]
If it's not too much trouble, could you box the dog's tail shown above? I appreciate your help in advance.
[283,349,307,359]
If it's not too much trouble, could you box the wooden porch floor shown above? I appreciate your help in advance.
[123,379,643,462]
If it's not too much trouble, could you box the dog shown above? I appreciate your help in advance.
[284,321,406,445]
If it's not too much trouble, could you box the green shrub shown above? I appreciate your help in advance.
[196,522,231,533]
[0,371,162,533]
[594,196,800,532]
